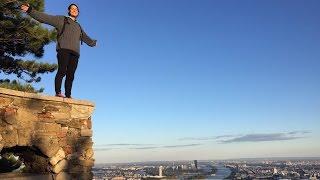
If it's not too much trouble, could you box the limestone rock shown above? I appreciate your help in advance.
[86,118,92,129]
[76,137,93,151]
[68,165,92,173]
[80,129,92,137]
[67,128,80,138]
[43,105,59,112]
[66,153,77,161]
[35,122,61,133]
[49,148,66,166]
[18,98,45,111]
[62,145,75,155]
[85,148,94,159]
[55,172,71,180]
[62,126,69,132]
[34,136,60,158]
[37,111,54,120]
[76,159,94,167]
[57,127,68,138]
[1,107,18,125]
[18,129,32,146]
[1,128,18,147]
[71,104,94,119]
[0,97,14,107]
[7,124,13,130]
[16,108,38,123]
[0,88,95,178]
[65,118,86,129]
[45,103,72,120]
[52,159,69,174]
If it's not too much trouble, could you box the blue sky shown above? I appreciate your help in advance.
[28,0,320,163]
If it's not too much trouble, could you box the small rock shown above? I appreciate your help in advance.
[43,105,59,112]
[86,118,92,129]
[2,107,18,124]
[80,129,92,137]
[61,127,68,132]
[7,125,13,130]
[85,148,94,159]
[52,159,68,174]
[49,148,66,166]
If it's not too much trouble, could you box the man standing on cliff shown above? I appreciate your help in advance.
[21,3,97,98]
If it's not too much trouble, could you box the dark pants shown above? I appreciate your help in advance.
[55,49,79,97]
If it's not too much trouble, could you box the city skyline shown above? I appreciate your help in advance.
[92,159,320,179]
[27,0,320,163]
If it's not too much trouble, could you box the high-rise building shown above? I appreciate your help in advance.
[194,160,198,169]
[273,168,278,174]
[159,166,163,177]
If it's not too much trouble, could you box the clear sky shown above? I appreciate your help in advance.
[29,0,320,163]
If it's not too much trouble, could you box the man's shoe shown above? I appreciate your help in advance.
[55,93,65,98]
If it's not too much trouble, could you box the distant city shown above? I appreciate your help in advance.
[93,157,320,179]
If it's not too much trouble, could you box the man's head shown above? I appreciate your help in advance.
[68,3,79,18]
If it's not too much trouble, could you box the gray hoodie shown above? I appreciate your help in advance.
[27,7,97,56]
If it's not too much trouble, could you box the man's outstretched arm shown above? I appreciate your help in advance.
[21,4,62,28]
[81,30,97,47]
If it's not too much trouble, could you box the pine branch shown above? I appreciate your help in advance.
[0,0,57,90]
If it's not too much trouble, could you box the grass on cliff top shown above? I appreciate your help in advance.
[0,80,44,93]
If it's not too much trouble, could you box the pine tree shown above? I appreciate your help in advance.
[0,153,22,173]
[0,0,57,93]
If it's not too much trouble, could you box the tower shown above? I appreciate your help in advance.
[193,160,198,169]
[159,166,163,177]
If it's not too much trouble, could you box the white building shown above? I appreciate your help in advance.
[159,166,164,177]
[273,168,278,174]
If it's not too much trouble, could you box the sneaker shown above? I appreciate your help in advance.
[55,93,65,98]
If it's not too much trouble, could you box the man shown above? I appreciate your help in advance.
[21,3,97,98]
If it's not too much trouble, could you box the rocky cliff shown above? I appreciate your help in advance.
[0,88,95,179]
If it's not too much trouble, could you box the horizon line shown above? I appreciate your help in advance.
[94,156,320,165]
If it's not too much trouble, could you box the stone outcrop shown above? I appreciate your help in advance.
[0,88,95,179]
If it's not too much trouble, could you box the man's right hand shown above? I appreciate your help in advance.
[20,4,30,13]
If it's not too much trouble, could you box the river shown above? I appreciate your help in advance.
[206,164,231,179]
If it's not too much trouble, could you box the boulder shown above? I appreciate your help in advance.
[49,148,66,166]
[52,159,69,174]
[34,136,60,158]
